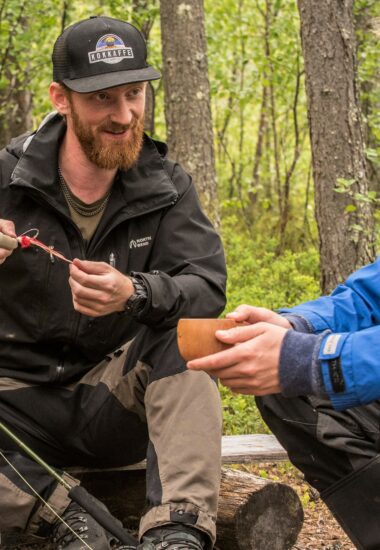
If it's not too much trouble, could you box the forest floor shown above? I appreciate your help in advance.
[244,462,355,549]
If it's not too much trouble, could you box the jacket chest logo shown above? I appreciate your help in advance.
[129,236,152,249]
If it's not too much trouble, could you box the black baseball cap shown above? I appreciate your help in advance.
[52,15,161,93]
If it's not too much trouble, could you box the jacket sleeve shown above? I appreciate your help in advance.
[133,164,227,327]
[279,257,380,410]
[280,257,380,334]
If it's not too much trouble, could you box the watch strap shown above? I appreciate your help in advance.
[124,276,148,316]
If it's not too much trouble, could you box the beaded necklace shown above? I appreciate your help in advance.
[58,167,111,218]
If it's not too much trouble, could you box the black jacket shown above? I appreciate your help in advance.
[0,113,226,383]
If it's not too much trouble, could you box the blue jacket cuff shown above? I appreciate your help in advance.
[280,313,314,333]
[319,332,358,410]
[279,330,327,397]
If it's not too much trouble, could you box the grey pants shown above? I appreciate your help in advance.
[256,393,380,491]
[0,326,222,544]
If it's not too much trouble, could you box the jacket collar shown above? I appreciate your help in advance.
[9,113,178,214]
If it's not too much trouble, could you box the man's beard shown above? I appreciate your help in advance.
[69,103,144,171]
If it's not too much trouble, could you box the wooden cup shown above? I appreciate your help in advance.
[177,318,237,361]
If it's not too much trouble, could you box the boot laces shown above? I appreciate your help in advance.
[154,538,203,549]
[140,528,204,550]
[51,506,89,547]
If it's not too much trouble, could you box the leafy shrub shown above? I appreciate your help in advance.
[219,214,320,434]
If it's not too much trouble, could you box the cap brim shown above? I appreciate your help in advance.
[62,66,161,93]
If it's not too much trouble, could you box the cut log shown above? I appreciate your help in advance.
[2,435,300,549]
[217,468,303,550]
[74,465,303,550]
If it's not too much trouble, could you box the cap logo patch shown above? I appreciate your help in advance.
[88,34,134,65]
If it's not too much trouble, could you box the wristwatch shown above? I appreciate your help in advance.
[124,276,148,316]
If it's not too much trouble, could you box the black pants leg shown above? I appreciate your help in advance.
[256,394,380,549]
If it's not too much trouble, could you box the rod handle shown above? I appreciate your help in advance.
[0,232,18,250]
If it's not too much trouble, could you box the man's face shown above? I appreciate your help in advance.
[66,82,146,170]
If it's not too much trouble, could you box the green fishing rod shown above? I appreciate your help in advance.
[0,419,138,548]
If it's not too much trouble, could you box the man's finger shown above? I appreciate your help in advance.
[187,343,249,371]
[0,220,16,238]
[69,264,110,290]
[72,258,111,275]
[215,322,268,344]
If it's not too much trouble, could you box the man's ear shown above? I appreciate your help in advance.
[49,82,71,116]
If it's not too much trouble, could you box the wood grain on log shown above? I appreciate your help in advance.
[217,468,303,550]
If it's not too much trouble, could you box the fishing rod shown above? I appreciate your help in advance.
[0,420,139,548]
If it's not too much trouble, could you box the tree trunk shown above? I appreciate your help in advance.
[131,0,158,136]
[159,0,219,226]
[0,10,32,149]
[297,0,376,294]
[0,86,32,149]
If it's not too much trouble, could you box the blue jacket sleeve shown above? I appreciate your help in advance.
[279,257,380,410]
[280,257,380,334]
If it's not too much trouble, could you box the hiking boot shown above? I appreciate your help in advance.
[50,499,124,550]
[137,524,206,550]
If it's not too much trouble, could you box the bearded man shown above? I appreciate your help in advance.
[0,16,226,550]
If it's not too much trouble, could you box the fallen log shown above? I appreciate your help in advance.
[2,435,303,549]
[74,465,303,550]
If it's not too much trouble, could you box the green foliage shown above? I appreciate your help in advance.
[355,0,380,160]
[221,214,320,313]
[219,213,320,435]
[206,0,312,248]
[220,384,270,435]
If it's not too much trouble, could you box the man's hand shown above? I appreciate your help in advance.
[187,322,289,395]
[226,304,292,329]
[69,258,134,317]
[0,219,17,264]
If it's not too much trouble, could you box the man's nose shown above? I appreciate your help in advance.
[111,99,134,125]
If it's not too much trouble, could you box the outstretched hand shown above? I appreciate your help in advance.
[187,305,292,395]
[69,258,134,317]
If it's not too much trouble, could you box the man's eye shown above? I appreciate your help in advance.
[96,93,108,101]
[128,88,143,97]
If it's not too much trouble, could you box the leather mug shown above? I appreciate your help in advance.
[177,318,237,361]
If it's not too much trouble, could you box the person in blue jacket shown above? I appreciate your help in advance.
[188,257,380,550]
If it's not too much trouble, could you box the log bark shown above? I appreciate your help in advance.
[74,466,303,550]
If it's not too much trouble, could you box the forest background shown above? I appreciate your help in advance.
[0,0,379,436]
